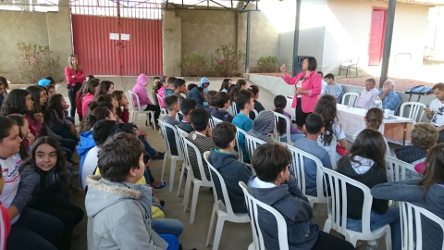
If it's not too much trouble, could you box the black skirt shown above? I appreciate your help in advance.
[295,98,311,127]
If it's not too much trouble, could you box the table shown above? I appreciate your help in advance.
[336,104,414,145]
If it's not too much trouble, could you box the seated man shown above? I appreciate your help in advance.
[293,113,332,196]
[163,77,176,98]
[85,132,179,249]
[354,78,380,109]
[187,108,214,181]
[324,73,343,103]
[232,90,255,162]
[162,95,180,156]
[210,92,234,122]
[247,143,354,250]
[426,82,444,143]
[208,122,253,213]
[378,79,400,112]
[178,98,197,133]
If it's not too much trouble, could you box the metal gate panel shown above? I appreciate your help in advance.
[72,15,163,76]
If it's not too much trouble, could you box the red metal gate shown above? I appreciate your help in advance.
[72,15,163,76]
[368,8,387,66]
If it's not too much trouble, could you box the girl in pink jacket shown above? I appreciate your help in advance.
[131,74,160,123]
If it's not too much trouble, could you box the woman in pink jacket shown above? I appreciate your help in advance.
[65,54,86,120]
[280,57,322,130]
[132,73,160,123]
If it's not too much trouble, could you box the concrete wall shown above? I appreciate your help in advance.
[0,2,72,83]
[163,10,182,76]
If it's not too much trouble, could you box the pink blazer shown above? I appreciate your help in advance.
[282,71,322,113]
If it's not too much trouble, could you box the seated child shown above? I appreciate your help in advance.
[205,90,218,114]
[248,85,265,120]
[274,95,304,143]
[210,92,234,122]
[186,86,205,109]
[247,110,274,143]
[208,122,252,213]
[187,108,214,181]
[232,90,255,162]
[293,113,333,196]
[247,143,354,250]
[178,98,197,133]
[163,77,176,98]
[0,164,11,249]
[162,95,180,156]
[173,78,186,103]
[85,132,180,249]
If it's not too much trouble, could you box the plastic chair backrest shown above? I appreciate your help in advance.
[322,167,374,237]
[286,144,327,204]
[385,156,418,182]
[203,151,235,216]
[317,133,338,169]
[253,109,259,118]
[399,201,444,250]
[127,90,143,111]
[244,133,266,161]
[156,93,165,109]
[176,128,189,163]
[158,120,182,158]
[239,182,289,250]
[231,102,238,117]
[399,102,426,122]
[272,111,292,144]
[181,134,212,185]
[209,116,223,130]
[341,92,359,106]
[235,127,247,163]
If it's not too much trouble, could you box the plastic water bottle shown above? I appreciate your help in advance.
[373,98,382,109]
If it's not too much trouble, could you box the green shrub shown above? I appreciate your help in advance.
[211,44,246,77]
[17,42,60,83]
[179,54,208,77]
[257,56,279,73]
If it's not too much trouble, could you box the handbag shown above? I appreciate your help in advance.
[405,85,433,102]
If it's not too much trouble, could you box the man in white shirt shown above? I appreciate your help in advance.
[354,78,380,109]
[426,82,444,143]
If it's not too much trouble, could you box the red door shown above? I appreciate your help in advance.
[72,15,163,76]
[368,8,387,66]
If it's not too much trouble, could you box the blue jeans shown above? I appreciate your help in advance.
[153,218,184,237]
[140,136,157,156]
[280,133,305,143]
[7,207,64,250]
[347,207,401,250]
[159,234,180,250]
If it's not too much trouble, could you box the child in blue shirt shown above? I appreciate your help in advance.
[232,90,254,162]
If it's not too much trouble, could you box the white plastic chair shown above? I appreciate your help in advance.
[385,156,419,182]
[399,201,444,250]
[399,102,426,122]
[158,120,184,192]
[252,109,259,118]
[272,111,292,144]
[317,133,338,169]
[244,133,266,162]
[286,144,328,208]
[181,134,213,224]
[231,102,239,117]
[235,127,247,163]
[156,93,168,116]
[341,92,360,107]
[176,128,189,198]
[322,168,392,249]
[203,152,251,250]
[127,90,156,129]
[209,116,223,130]
[239,181,289,250]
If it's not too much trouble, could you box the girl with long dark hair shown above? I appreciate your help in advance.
[274,95,304,142]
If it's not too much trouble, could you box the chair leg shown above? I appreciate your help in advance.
[183,175,192,210]
[152,114,157,130]
[385,226,392,250]
[323,219,332,233]
[346,67,349,78]
[161,154,168,183]
[146,113,151,127]
[177,162,186,197]
[211,215,227,250]
[189,182,201,224]
[168,158,178,192]
[205,203,218,247]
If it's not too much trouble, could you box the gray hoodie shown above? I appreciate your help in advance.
[85,175,168,250]
[247,110,275,143]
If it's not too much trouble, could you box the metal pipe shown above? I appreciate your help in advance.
[292,0,301,77]
[245,10,251,74]
[379,0,396,88]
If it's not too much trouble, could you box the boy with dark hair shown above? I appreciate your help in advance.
[323,73,342,103]
[232,90,255,162]
[210,92,234,122]
[163,77,176,98]
[208,122,252,213]
[86,132,179,249]
[173,79,187,102]
[187,83,197,92]
[81,119,117,190]
[205,90,218,114]
[178,98,197,133]
[187,108,214,181]
[186,85,205,108]
[293,113,332,196]
[162,95,180,155]
[247,142,354,250]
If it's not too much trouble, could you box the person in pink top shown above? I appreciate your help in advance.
[155,77,169,108]
[280,57,322,130]
[132,73,160,123]
[65,54,86,120]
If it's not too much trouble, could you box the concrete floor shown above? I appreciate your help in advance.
[63,77,390,250]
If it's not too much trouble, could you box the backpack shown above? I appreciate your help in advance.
[405,85,433,102]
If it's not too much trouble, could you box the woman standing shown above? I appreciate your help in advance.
[64,54,85,119]
[280,57,322,130]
